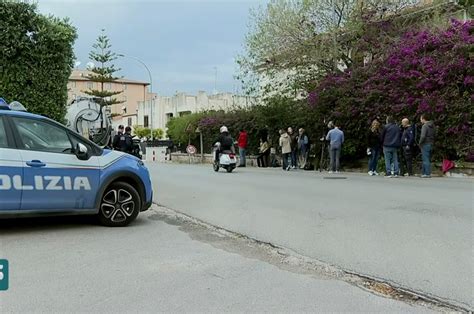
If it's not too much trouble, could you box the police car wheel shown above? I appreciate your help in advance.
[98,182,141,227]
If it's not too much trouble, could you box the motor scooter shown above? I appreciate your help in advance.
[212,142,237,172]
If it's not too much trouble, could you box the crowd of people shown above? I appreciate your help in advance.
[367,113,435,178]
[112,112,436,177]
[236,127,312,171]
[235,113,436,178]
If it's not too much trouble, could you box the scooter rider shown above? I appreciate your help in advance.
[214,126,234,162]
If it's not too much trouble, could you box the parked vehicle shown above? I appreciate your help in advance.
[0,98,153,227]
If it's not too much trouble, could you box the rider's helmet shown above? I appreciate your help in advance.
[220,126,228,133]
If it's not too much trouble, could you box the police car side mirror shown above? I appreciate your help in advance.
[75,143,89,160]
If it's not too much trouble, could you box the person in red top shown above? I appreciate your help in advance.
[237,128,248,167]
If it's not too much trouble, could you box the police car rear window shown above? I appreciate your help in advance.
[0,118,7,148]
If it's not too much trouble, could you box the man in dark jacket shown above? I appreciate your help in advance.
[401,118,415,176]
[112,125,124,150]
[118,126,133,153]
[419,113,435,178]
[381,116,401,177]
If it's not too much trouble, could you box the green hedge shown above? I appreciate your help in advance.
[0,2,77,122]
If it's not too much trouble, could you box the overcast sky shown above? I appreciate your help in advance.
[37,0,267,96]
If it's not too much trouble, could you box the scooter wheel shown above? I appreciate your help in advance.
[226,167,233,173]
[213,162,219,172]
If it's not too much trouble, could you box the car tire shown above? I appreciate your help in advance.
[98,181,141,227]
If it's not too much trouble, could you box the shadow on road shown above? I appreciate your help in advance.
[0,214,150,235]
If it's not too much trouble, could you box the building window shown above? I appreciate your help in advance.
[104,83,112,90]
[179,111,191,117]
[87,82,94,89]
[70,81,76,88]
[144,115,149,128]
[127,117,132,127]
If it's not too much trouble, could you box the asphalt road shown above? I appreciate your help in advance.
[149,163,473,310]
[0,207,429,312]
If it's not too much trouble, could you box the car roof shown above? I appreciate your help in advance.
[0,109,49,120]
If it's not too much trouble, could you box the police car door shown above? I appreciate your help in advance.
[0,116,22,210]
[10,116,100,211]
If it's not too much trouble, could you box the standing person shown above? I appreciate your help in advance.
[112,125,124,150]
[279,129,292,171]
[297,128,309,169]
[288,127,298,169]
[257,138,270,167]
[325,122,344,173]
[401,118,415,176]
[419,113,435,178]
[381,116,402,178]
[237,128,248,167]
[367,118,382,176]
[118,126,133,154]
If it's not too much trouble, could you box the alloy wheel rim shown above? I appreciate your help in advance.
[101,189,135,223]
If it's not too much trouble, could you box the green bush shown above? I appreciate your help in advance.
[133,126,164,139]
[0,2,77,122]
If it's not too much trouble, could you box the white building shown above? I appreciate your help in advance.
[137,91,255,135]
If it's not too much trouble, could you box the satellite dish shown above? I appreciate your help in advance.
[86,62,95,70]
[74,61,81,68]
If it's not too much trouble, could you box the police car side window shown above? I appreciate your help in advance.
[0,118,7,148]
[12,117,73,153]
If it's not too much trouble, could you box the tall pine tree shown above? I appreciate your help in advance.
[85,30,123,108]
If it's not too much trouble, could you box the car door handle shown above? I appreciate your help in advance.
[26,160,46,168]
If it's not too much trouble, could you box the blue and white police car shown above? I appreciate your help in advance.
[0,99,153,226]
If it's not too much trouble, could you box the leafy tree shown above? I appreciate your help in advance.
[0,1,76,122]
[166,113,205,146]
[84,30,123,107]
[238,0,423,97]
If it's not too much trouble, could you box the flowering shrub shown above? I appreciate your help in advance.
[309,20,473,159]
